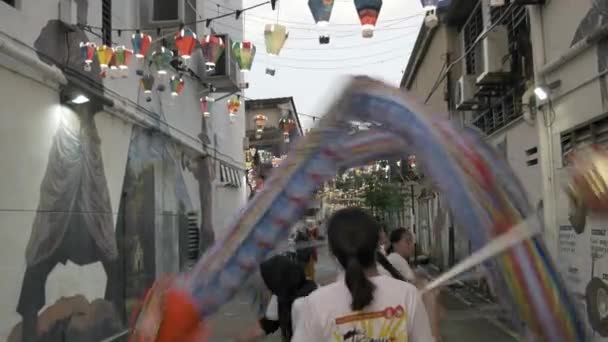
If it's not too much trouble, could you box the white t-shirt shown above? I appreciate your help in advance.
[291,275,434,342]
[387,253,416,281]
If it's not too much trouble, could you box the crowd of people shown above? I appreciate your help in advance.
[236,207,443,342]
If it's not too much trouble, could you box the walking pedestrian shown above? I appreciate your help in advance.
[291,207,434,342]
[386,228,416,282]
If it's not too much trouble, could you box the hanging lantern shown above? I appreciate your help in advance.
[408,155,417,169]
[279,117,296,143]
[141,74,155,94]
[114,46,133,71]
[96,45,114,70]
[254,114,267,139]
[80,42,96,66]
[200,35,225,69]
[175,27,198,60]
[264,24,288,56]
[354,0,383,38]
[308,0,334,26]
[151,46,174,75]
[227,96,241,122]
[200,98,211,118]
[132,33,152,58]
[170,75,185,96]
[232,42,256,72]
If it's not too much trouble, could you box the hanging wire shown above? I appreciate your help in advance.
[256,46,413,62]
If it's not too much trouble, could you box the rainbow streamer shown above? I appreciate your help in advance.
[130,77,585,342]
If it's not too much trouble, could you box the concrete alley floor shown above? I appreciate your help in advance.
[207,248,521,342]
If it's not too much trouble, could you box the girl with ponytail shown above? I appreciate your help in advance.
[291,207,434,342]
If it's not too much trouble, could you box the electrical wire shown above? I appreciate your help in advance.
[256,46,413,62]
[253,53,407,70]
[423,2,517,104]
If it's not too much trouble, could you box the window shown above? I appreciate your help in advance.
[153,0,179,22]
[102,0,112,45]
[2,0,16,7]
[561,115,608,165]
[184,211,200,269]
[219,162,242,188]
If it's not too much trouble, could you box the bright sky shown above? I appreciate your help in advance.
[239,0,425,129]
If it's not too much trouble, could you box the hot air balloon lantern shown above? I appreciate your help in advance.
[80,42,96,71]
[232,41,256,72]
[141,74,155,94]
[96,45,115,70]
[200,35,225,70]
[227,96,241,122]
[308,0,334,26]
[132,33,152,59]
[175,27,198,60]
[354,0,383,38]
[408,155,417,169]
[254,114,268,139]
[200,98,211,118]
[170,76,185,96]
[279,117,296,143]
[264,24,288,56]
[152,46,174,75]
[114,46,133,78]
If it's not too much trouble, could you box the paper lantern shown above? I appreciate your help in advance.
[96,45,114,70]
[175,27,198,60]
[114,46,133,70]
[354,0,383,38]
[408,155,417,168]
[227,96,241,122]
[232,42,256,72]
[279,117,296,143]
[200,35,225,68]
[170,75,185,96]
[80,42,96,65]
[132,33,152,58]
[264,24,288,56]
[152,46,174,75]
[254,114,267,139]
[308,0,334,26]
[141,74,155,94]
[200,98,211,118]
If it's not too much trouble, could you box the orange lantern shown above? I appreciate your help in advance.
[254,114,267,139]
[279,117,296,143]
[227,96,241,123]
[175,27,198,60]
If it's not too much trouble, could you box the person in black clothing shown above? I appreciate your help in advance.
[236,255,317,342]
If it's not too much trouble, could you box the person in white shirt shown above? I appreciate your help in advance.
[291,208,434,342]
[386,228,416,282]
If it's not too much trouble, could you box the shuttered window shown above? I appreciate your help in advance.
[185,211,200,269]
[219,162,242,188]
[561,115,608,165]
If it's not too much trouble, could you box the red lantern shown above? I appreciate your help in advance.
[279,117,296,143]
[408,155,417,169]
[175,27,198,60]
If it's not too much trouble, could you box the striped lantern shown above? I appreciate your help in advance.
[151,46,174,75]
[175,27,198,60]
[96,45,114,70]
[170,75,185,96]
[114,46,133,70]
[132,33,152,58]
[308,0,334,26]
[232,41,256,72]
[264,24,288,56]
[141,74,155,94]
[80,42,96,65]
[200,35,225,68]
[354,0,383,38]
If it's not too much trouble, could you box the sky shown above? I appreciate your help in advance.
[238,0,425,129]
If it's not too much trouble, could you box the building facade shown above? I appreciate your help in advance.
[0,0,246,340]
[403,0,608,337]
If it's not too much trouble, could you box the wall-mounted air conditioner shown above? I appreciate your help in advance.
[456,75,478,111]
[140,0,195,29]
[476,25,511,85]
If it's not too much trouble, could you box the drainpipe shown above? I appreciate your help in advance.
[528,5,558,258]
[0,36,67,86]
[540,23,608,77]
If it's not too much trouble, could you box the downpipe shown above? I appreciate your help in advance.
[0,36,67,86]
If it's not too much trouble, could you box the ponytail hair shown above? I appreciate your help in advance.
[345,257,376,310]
[327,208,380,311]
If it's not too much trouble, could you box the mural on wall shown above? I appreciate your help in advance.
[7,0,217,340]
[564,2,608,337]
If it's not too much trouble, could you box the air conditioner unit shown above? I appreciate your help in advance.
[456,75,478,111]
[140,0,193,29]
[476,25,511,85]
